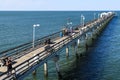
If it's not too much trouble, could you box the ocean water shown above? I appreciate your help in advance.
[0,11,120,80]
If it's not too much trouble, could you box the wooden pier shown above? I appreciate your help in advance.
[0,12,115,80]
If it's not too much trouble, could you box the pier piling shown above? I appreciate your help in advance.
[44,62,48,77]
[66,47,69,58]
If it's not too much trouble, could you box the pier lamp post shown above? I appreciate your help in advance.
[81,14,83,25]
[98,13,100,19]
[33,24,40,48]
[67,19,72,33]
[94,13,96,20]
[83,16,85,26]
[67,19,72,27]
[81,15,85,26]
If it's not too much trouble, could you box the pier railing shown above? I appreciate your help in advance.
[0,31,62,59]
[0,22,91,59]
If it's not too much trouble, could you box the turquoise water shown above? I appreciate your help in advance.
[0,11,120,80]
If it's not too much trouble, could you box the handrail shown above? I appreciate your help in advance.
[0,31,62,58]
[0,17,98,58]
[0,17,99,59]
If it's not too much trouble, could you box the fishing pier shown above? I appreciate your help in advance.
[0,12,115,80]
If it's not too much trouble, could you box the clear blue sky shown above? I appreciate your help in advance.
[0,0,119,11]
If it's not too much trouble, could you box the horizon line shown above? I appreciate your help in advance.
[0,10,119,11]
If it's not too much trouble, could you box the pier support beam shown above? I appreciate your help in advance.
[55,62,62,79]
[92,29,97,40]
[32,70,36,75]
[85,33,88,40]
[44,62,48,77]
[77,39,80,54]
[66,47,69,57]
[73,42,77,54]
[77,39,80,46]
[53,55,62,79]
[85,41,88,51]
[74,44,79,58]
[85,33,89,51]
[91,35,95,42]
[55,62,60,74]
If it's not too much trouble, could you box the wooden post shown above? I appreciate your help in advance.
[52,55,62,80]
[55,62,62,79]
[74,44,77,54]
[66,47,69,57]
[44,62,48,77]
[77,39,80,46]
[55,62,60,73]
[85,42,88,51]
[32,70,36,75]
[75,44,79,58]
[85,33,88,40]
[85,33,89,51]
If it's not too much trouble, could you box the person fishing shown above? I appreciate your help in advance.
[6,57,12,75]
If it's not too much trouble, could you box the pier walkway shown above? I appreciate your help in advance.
[0,12,115,80]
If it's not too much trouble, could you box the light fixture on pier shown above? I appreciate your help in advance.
[33,24,40,48]
[98,13,100,19]
[94,13,96,19]
[81,15,85,26]
[67,18,72,27]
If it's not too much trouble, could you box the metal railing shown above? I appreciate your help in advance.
[0,31,62,59]
[0,18,98,60]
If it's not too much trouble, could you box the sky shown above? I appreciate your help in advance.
[0,0,119,11]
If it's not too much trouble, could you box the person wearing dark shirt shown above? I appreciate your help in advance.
[6,57,12,76]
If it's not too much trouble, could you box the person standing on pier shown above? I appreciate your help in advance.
[6,57,12,76]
